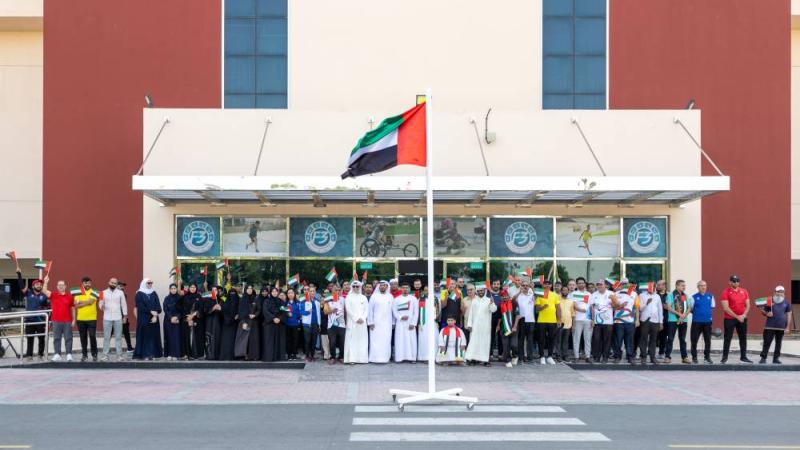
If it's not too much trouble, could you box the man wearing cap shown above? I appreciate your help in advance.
[690,280,715,364]
[513,277,536,362]
[392,282,418,363]
[16,265,49,361]
[589,279,615,363]
[368,280,394,363]
[720,275,753,364]
[758,285,792,364]
[389,279,402,298]
[343,281,368,364]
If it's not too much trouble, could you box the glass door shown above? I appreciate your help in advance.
[445,261,487,284]
[355,261,396,285]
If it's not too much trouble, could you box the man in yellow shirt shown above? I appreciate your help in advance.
[74,276,99,362]
[534,280,561,365]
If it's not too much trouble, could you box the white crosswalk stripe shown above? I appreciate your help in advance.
[349,404,611,443]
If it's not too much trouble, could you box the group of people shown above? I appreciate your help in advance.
[17,264,792,366]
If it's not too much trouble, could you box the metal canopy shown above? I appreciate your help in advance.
[132,175,729,207]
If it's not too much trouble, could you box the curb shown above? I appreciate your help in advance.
[6,361,306,370]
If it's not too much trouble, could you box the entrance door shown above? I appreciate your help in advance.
[398,260,443,288]
[623,262,665,285]
[355,261,396,285]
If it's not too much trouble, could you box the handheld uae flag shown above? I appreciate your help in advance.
[215,259,229,270]
[200,265,208,278]
[500,301,514,336]
[287,273,300,287]
[169,266,180,279]
[325,267,338,282]
[351,270,358,283]
[754,296,773,307]
[362,270,368,283]
[503,275,514,288]
[341,103,426,179]
[5,250,16,262]
[605,278,621,291]
[69,286,83,296]
[34,260,48,270]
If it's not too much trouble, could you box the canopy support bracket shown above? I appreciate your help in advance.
[570,118,607,177]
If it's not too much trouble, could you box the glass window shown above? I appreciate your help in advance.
[224,0,287,109]
[623,263,664,285]
[228,259,287,288]
[179,263,218,288]
[356,262,396,285]
[489,259,554,283]
[542,0,606,109]
[557,260,619,284]
[289,260,353,289]
[445,261,487,285]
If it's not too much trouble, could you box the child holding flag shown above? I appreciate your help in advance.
[437,315,467,365]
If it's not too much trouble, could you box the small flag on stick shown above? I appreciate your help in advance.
[362,270,368,282]
[325,267,338,282]
[69,286,83,296]
[287,273,300,287]
[34,260,48,270]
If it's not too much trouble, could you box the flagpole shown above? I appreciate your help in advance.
[425,87,436,394]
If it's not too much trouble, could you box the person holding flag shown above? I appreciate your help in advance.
[323,284,347,363]
[611,278,638,364]
[300,286,322,362]
[392,282,418,363]
[417,284,439,362]
[758,285,792,364]
[440,281,462,329]
[437,315,467,365]
[262,286,287,362]
[464,282,497,367]
[497,289,521,368]
[42,276,75,362]
[16,263,49,361]
[368,280,394,363]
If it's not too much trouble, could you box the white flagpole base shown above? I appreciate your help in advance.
[389,388,478,411]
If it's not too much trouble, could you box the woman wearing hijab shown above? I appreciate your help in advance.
[182,283,205,360]
[219,280,239,361]
[162,283,183,361]
[133,278,163,360]
[262,286,287,362]
[234,285,261,361]
[204,286,224,360]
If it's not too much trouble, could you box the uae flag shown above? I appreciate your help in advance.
[341,103,426,179]
[325,267,338,282]
[69,286,83,296]
[287,273,300,287]
[34,260,48,269]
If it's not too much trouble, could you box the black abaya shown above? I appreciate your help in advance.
[182,292,205,359]
[204,297,223,360]
[234,293,261,360]
[261,295,287,362]
[219,290,239,361]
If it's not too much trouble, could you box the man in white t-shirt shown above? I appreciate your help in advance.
[571,277,592,362]
[589,279,615,363]
[512,277,536,362]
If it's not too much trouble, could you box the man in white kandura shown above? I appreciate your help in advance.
[464,283,498,366]
[417,285,439,362]
[392,281,419,363]
[368,280,394,363]
[343,281,369,364]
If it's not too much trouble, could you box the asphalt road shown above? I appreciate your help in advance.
[0,404,798,449]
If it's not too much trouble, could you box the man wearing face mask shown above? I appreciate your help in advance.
[100,278,128,361]
[758,286,792,364]
[17,264,49,361]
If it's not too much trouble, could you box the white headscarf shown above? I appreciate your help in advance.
[138,278,154,295]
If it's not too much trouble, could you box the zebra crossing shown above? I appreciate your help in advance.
[348,404,611,443]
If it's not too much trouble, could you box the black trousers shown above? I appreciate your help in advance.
[77,320,98,357]
[303,325,319,358]
[491,314,503,357]
[665,322,688,359]
[286,325,302,356]
[537,323,557,358]
[328,326,345,360]
[518,322,536,360]
[24,323,45,357]
[690,322,712,360]
[722,318,747,360]
[501,331,518,361]
[760,329,784,361]
[122,321,133,351]
[591,324,613,360]
[639,320,660,361]
[657,311,669,355]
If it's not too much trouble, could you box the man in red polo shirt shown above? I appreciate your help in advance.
[720,274,753,364]
[42,276,75,362]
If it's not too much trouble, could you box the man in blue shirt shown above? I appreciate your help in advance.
[690,280,715,364]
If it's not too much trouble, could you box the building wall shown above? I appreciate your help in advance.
[792,28,800,263]
[610,0,791,332]
[43,0,221,298]
[0,29,42,265]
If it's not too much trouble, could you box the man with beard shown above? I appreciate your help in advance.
[392,282,418,363]
[344,281,369,364]
[489,280,503,360]
[464,283,497,366]
[17,265,49,361]
[368,280,394,363]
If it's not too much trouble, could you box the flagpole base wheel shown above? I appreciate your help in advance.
[467,403,475,410]
[397,404,404,412]
[389,388,478,411]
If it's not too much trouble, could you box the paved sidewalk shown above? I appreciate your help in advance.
[2,360,800,406]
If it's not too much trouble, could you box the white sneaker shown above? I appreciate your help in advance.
[101,355,109,362]
[505,362,513,368]
[51,354,62,362]
[540,357,546,365]
[511,357,519,366]
[546,357,556,365]
[66,354,73,362]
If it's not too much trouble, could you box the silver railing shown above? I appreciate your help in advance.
[0,310,51,359]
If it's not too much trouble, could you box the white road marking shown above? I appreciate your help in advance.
[354,405,565,413]
[349,432,610,442]
[353,417,584,426]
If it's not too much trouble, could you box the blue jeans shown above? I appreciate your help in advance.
[612,322,635,360]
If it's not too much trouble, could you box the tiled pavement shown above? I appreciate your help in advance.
[2,358,800,405]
